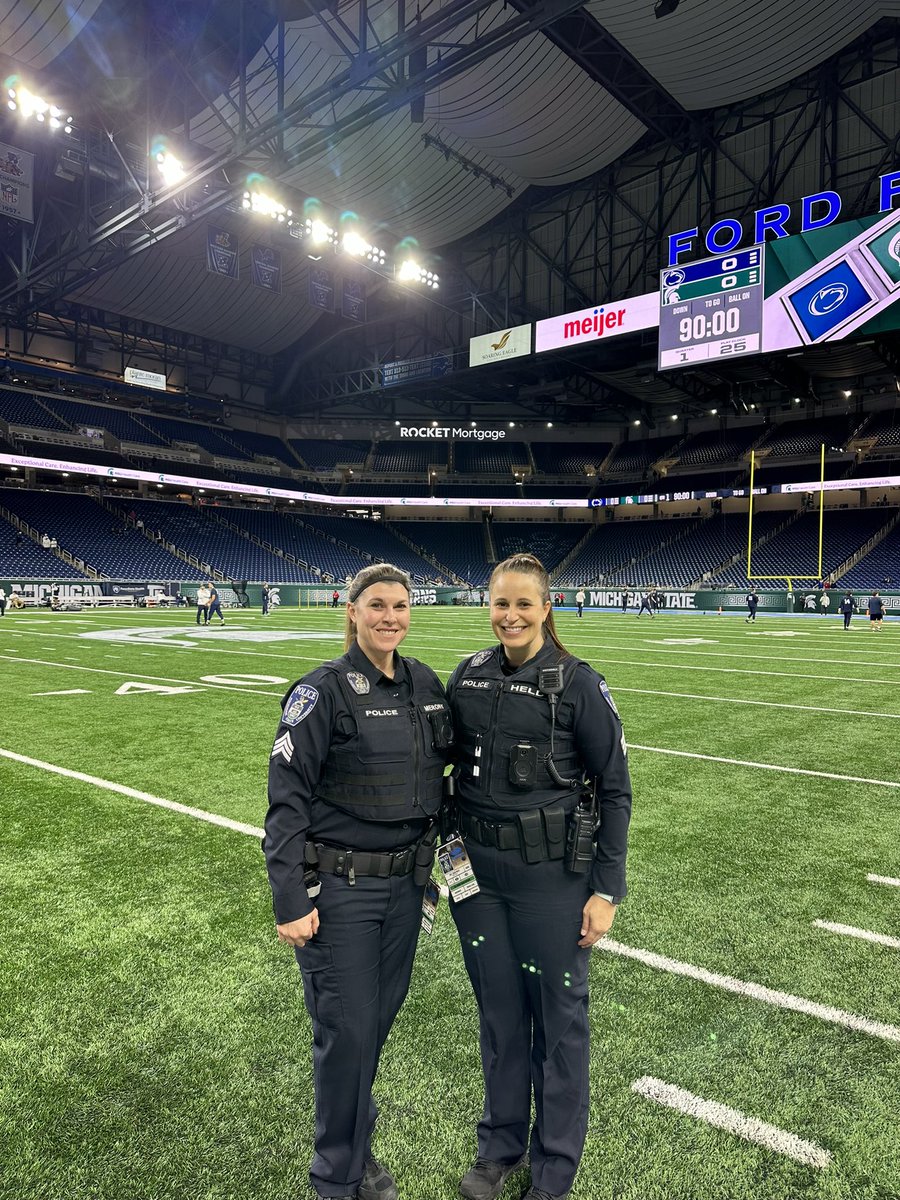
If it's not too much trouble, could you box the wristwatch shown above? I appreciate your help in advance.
[594,891,621,905]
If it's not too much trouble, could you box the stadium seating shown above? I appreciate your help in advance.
[371,441,448,472]
[398,522,489,584]
[0,388,71,431]
[294,514,437,579]
[40,397,168,445]
[675,428,759,467]
[453,442,529,473]
[226,429,302,467]
[493,522,588,570]
[758,416,855,458]
[290,439,371,469]
[530,442,611,474]
[142,414,254,459]
[825,512,900,589]
[604,436,680,475]
[0,503,88,577]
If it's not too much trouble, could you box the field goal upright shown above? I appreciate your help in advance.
[746,444,826,594]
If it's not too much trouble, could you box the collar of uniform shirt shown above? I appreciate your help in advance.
[498,633,561,677]
[346,638,411,691]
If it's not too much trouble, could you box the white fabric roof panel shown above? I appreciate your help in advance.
[0,0,104,69]
[587,0,900,111]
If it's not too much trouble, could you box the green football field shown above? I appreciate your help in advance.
[1,603,898,1200]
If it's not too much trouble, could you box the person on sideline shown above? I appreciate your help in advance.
[867,590,885,630]
[745,588,759,623]
[445,553,631,1200]
[637,589,655,618]
[264,564,453,1200]
[206,582,226,625]
[262,582,271,616]
[195,582,210,625]
[574,588,585,617]
[840,591,855,630]
[819,591,831,617]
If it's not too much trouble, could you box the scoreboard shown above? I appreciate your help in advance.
[658,247,764,370]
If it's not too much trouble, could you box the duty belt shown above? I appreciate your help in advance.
[459,811,520,850]
[314,842,417,886]
[460,807,568,863]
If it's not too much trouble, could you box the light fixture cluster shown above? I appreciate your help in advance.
[156,150,186,187]
[302,216,338,247]
[397,259,439,289]
[7,87,72,132]
[342,231,386,264]
[243,190,294,225]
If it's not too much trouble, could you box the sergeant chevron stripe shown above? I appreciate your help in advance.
[271,732,294,764]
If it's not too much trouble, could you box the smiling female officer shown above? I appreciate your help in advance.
[445,553,631,1200]
[264,563,452,1200]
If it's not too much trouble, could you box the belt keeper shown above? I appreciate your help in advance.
[347,850,355,886]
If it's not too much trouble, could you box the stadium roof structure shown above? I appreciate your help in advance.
[1,1,900,423]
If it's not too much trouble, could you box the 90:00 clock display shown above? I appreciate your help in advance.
[678,306,742,341]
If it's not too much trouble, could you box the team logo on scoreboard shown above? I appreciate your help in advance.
[807,283,849,316]
[888,231,900,267]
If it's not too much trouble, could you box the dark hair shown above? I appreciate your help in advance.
[489,553,568,655]
[344,563,412,650]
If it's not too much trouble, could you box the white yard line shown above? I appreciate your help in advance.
[867,873,900,889]
[30,689,92,697]
[629,744,900,790]
[0,748,265,838]
[596,938,900,1043]
[813,921,900,950]
[0,654,283,696]
[600,656,900,686]
[613,686,900,721]
[631,1077,832,1170]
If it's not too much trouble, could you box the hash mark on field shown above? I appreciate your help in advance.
[596,938,900,1043]
[813,920,900,950]
[0,748,265,838]
[867,873,900,889]
[631,1077,832,1169]
[30,689,92,696]
[630,744,900,790]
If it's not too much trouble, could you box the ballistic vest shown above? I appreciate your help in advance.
[316,655,451,821]
[451,642,585,811]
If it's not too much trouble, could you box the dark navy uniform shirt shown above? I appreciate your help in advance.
[265,640,436,924]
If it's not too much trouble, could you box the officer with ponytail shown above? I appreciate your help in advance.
[264,563,452,1200]
[445,553,632,1200]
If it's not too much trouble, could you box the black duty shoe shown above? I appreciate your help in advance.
[358,1157,398,1200]
[460,1157,525,1200]
[520,1190,569,1200]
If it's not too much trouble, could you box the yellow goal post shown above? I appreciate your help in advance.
[747,444,826,594]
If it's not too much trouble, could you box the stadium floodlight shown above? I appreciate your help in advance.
[710,408,717,415]
[843,388,852,398]
[156,150,186,187]
[670,414,678,421]
[243,190,294,225]
[634,419,641,426]
[342,230,386,264]
[305,217,337,246]
[397,259,439,288]
[7,86,73,132]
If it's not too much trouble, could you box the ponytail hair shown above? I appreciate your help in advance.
[489,552,569,656]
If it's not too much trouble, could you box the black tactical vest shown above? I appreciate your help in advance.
[450,644,584,811]
[316,656,451,821]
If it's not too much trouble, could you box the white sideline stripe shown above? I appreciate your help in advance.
[614,686,900,721]
[0,654,283,696]
[600,656,900,686]
[596,938,900,1043]
[631,1077,833,1170]
[629,744,900,790]
[813,920,900,950]
[0,748,265,838]
[31,689,91,696]
[867,873,900,889]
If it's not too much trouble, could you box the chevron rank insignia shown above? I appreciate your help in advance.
[599,679,620,719]
[346,671,370,695]
[271,731,294,764]
[470,649,493,667]
[283,683,319,726]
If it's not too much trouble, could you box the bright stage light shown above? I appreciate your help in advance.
[7,86,73,132]
[156,150,186,187]
[397,259,439,288]
[243,190,294,224]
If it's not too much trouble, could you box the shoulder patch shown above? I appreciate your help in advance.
[469,648,493,668]
[283,683,320,726]
[271,731,294,763]
[598,679,621,720]
[346,671,370,695]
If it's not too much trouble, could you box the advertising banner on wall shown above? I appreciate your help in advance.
[535,292,659,353]
[124,366,167,390]
[0,141,34,223]
[469,323,532,367]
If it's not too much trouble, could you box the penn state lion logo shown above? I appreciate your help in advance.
[346,671,370,695]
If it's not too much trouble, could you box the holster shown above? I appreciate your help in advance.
[414,821,440,885]
[303,841,321,894]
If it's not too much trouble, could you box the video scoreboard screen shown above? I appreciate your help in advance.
[658,248,764,369]
[659,206,900,368]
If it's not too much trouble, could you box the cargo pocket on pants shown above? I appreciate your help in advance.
[298,941,344,1030]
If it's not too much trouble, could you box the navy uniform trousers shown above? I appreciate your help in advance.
[450,838,592,1197]
[297,870,423,1197]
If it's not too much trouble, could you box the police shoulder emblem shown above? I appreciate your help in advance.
[598,679,620,720]
[470,649,493,667]
[346,671,370,695]
[283,683,319,726]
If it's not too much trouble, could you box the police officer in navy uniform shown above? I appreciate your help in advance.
[264,563,452,1200]
[445,554,632,1200]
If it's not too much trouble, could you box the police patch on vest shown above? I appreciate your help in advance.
[470,649,493,667]
[598,679,620,719]
[346,671,370,695]
[365,708,400,717]
[283,683,319,725]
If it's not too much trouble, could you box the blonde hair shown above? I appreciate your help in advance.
[489,553,568,655]
[343,563,412,650]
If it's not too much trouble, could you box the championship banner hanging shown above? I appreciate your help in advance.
[251,244,281,293]
[207,225,239,279]
[342,277,366,322]
[0,141,34,223]
[309,266,334,311]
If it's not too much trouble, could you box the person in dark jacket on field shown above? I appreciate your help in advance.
[840,591,855,630]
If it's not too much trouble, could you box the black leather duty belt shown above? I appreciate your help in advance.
[459,806,568,864]
[459,811,520,850]
[313,842,417,883]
